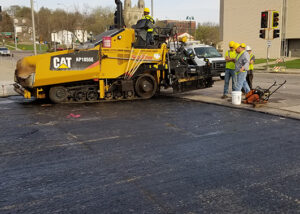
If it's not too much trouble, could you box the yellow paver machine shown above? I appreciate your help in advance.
[14,0,214,103]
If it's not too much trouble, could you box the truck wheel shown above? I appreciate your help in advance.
[49,86,68,103]
[135,74,157,99]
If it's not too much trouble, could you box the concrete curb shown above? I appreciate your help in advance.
[0,82,19,97]
[255,71,300,75]
[167,94,300,121]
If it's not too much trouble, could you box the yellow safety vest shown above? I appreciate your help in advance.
[225,50,237,70]
[236,50,245,61]
[142,15,155,32]
[249,53,254,71]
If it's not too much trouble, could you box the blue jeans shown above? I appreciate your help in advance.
[223,69,236,95]
[234,71,250,94]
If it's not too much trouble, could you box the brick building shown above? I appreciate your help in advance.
[160,20,196,36]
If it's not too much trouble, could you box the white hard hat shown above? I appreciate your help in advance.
[246,46,252,51]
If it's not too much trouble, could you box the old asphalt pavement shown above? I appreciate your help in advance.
[0,96,299,213]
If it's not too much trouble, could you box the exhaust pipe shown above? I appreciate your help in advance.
[114,0,125,29]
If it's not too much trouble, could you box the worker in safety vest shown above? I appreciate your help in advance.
[142,8,155,45]
[234,43,250,94]
[222,41,237,99]
[246,46,255,89]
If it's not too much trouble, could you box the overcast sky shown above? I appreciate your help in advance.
[1,0,220,23]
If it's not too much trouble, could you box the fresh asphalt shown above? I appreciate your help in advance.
[0,96,299,214]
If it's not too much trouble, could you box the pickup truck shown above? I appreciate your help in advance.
[170,42,226,79]
[185,44,226,80]
[0,47,11,56]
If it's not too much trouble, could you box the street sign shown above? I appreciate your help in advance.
[267,40,272,47]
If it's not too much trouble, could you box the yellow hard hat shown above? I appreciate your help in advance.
[241,43,246,48]
[144,8,150,13]
[181,36,188,43]
[229,41,235,48]
[233,43,241,50]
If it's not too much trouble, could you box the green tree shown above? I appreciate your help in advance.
[195,22,220,46]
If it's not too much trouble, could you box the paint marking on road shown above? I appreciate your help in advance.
[67,132,78,140]
[53,136,122,148]
[0,135,132,156]
[165,123,223,138]
[34,121,58,126]
[0,107,11,110]
[114,175,154,185]
[0,100,15,105]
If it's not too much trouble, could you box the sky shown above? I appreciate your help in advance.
[1,0,220,23]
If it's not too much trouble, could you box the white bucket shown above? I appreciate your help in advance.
[232,91,242,105]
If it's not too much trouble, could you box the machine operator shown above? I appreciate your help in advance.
[141,8,155,45]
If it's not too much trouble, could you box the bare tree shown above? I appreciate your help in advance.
[0,12,14,32]
[7,5,115,44]
[85,7,114,35]
[37,7,52,41]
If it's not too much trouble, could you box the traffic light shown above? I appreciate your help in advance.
[259,29,266,39]
[273,29,280,39]
[272,11,280,28]
[261,11,269,28]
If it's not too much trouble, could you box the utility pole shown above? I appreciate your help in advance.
[151,0,154,17]
[10,8,18,50]
[30,0,37,55]
[14,17,18,50]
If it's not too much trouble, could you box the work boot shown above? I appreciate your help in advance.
[221,95,228,99]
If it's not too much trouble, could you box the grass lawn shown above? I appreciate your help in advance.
[6,43,49,52]
[269,59,300,69]
[255,59,276,64]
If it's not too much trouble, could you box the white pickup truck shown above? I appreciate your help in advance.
[0,47,11,56]
[184,43,226,79]
[170,41,226,79]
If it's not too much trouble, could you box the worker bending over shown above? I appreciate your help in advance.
[234,43,250,94]
[246,46,255,89]
[222,41,237,99]
[142,8,155,45]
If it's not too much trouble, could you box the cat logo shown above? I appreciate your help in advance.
[53,57,72,70]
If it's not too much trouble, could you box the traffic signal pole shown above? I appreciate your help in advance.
[259,10,280,71]
[266,11,272,71]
